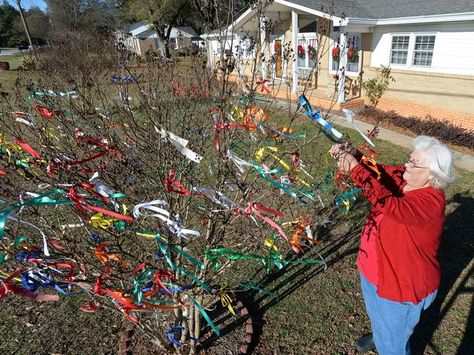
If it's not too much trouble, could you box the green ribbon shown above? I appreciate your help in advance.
[0,189,73,239]
[188,295,220,336]
[205,248,324,275]
[150,233,210,292]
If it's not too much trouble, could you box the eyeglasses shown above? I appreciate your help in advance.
[406,158,429,170]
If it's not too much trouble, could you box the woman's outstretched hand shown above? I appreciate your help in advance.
[330,143,359,173]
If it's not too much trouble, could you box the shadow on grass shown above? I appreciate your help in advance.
[412,192,474,355]
[200,206,364,353]
[201,193,474,354]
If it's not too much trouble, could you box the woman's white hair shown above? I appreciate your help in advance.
[412,135,455,189]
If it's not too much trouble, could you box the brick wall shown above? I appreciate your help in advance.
[361,66,474,130]
[375,97,474,130]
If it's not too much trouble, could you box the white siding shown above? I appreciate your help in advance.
[370,23,474,75]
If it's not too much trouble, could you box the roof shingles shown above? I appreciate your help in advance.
[288,0,474,19]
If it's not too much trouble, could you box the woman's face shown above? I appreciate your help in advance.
[403,150,433,190]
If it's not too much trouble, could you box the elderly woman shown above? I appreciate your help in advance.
[330,136,455,355]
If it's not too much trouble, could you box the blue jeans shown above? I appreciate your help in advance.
[360,273,437,355]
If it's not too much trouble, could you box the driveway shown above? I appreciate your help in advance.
[0,48,20,56]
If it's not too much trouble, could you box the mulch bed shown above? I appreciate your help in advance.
[354,106,474,154]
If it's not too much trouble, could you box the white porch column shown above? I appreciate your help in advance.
[260,16,267,79]
[206,39,212,68]
[337,31,347,103]
[291,10,298,93]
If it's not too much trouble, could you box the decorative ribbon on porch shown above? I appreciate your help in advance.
[298,95,342,139]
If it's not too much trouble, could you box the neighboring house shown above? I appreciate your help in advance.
[203,0,474,129]
[117,21,205,57]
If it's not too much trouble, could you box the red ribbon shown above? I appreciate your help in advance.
[291,151,300,169]
[236,203,288,243]
[33,105,54,119]
[13,138,42,159]
[213,122,247,152]
[47,133,122,176]
[164,169,191,196]
[0,269,59,302]
[69,183,133,222]
[256,79,271,93]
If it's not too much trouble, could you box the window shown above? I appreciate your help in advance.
[297,37,317,69]
[389,34,436,68]
[390,36,409,65]
[412,35,435,67]
[331,33,360,73]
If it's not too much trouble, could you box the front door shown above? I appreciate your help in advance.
[274,40,283,78]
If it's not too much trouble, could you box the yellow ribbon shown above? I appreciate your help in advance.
[0,133,23,160]
[220,283,236,316]
[255,146,310,187]
[90,213,115,230]
[264,237,279,252]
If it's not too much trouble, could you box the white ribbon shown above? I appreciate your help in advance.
[155,126,203,163]
[193,186,239,210]
[8,215,50,257]
[133,200,200,239]
[342,109,375,147]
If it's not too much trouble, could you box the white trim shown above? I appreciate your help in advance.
[276,0,343,22]
[348,12,474,26]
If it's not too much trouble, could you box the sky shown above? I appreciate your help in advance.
[7,0,47,11]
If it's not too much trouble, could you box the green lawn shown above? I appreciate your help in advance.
[0,61,472,354]
[0,53,32,92]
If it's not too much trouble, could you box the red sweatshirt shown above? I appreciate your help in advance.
[350,163,446,304]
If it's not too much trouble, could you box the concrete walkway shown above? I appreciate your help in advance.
[272,99,474,172]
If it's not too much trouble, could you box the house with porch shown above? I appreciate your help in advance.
[203,0,474,129]
[117,21,205,57]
